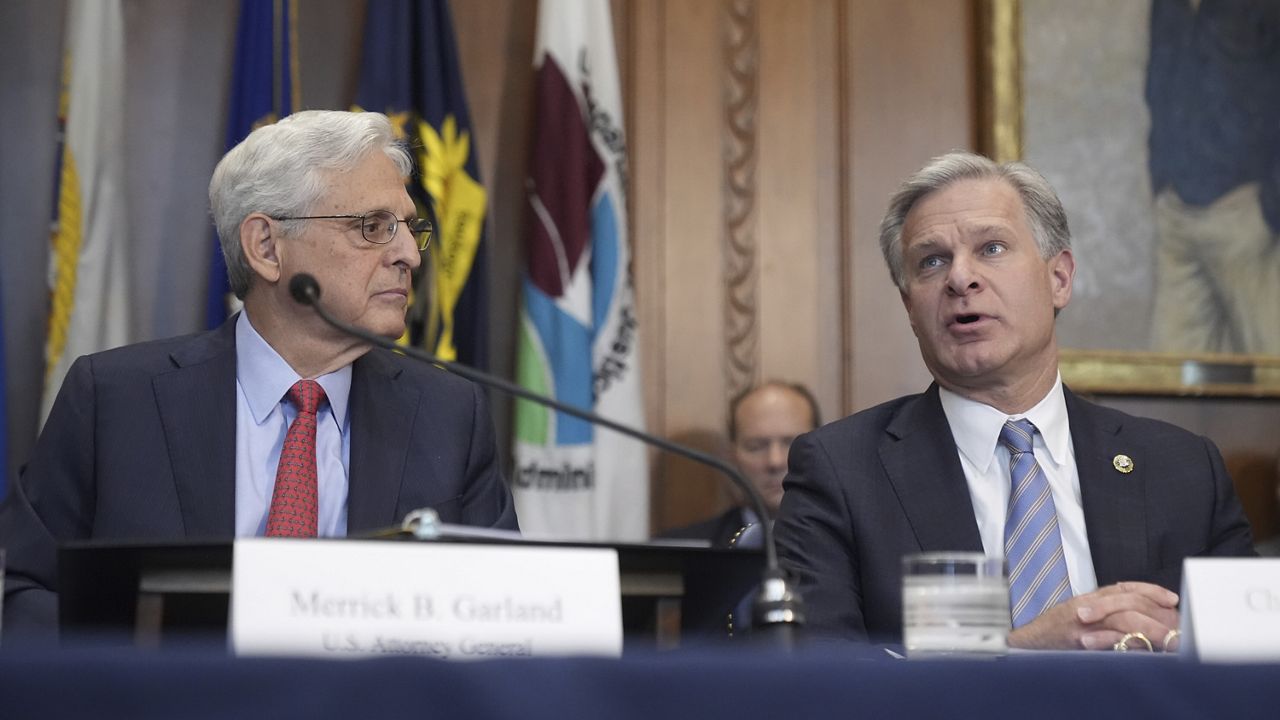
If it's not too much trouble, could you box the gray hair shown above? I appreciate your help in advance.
[877,151,1071,291]
[209,110,413,299]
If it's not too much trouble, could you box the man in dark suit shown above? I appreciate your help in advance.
[664,381,820,547]
[0,111,518,635]
[775,151,1254,650]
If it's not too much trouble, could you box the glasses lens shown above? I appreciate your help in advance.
[407,217,433,250]
[361,210,398,244]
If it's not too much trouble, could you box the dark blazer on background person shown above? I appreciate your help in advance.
[0,317,518,630]
[775,383,1256,645]
[661,507,753,549]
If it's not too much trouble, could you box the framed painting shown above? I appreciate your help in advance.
[977,0,1280,397]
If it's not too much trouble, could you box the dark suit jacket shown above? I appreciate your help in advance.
[775,384,1256,645]
[660,507,752,549]
[0,319,518,632]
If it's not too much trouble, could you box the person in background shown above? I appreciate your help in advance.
[665,381,819,547]
[776,151,1255,650]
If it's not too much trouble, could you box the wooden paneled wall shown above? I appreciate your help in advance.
[622,0,974,530]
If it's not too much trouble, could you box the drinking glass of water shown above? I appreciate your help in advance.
[902,552,1009,658]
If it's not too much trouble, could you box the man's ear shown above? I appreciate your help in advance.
[240,213,281,285]
[1049,249,1075,311]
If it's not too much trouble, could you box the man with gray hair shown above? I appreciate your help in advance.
[776,151,1254,650]
[0,111,517,636]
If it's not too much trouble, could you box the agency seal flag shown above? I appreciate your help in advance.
[514,0,649,541]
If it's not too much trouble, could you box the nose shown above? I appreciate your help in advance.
[388,221,423,271]
[945,253,981,296]
[767,441,789,471]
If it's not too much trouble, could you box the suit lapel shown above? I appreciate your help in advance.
[880,385,984,553]
[1065,388,1148,585]
[153,322,238,537]
[347,351,419,533]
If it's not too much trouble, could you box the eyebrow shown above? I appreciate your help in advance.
[964,223,1015,240]
[903,238,948,257]
[386,208,419,220]
[906,223,1013,251]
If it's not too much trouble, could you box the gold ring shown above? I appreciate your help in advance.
[1113,631,1154,652]
[1162,629,1181,653]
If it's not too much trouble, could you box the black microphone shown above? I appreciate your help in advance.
[290,272,804,645]
[289,273,322,305]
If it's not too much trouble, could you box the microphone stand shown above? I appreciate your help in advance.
[290,274,804,646]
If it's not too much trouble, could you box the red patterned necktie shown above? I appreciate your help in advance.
[266,379,327,537]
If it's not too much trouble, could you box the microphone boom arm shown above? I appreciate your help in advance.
[289,273,802,640]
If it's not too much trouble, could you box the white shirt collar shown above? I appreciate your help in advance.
[938,374,1070,474]
[235,311,352,430]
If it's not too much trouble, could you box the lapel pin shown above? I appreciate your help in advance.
[1113,454,1134,474]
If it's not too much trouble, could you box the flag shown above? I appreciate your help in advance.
[354,0,490,368]
[43,0,132,423]
[205,0,300,329]
[513,0,649,540]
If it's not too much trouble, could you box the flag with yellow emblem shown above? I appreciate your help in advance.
[206,0,300,329]
[354,0,489,368]
[42,0,132,423]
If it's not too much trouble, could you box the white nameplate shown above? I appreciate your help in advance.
[230,539,622,659]
[1181,558,1280,662]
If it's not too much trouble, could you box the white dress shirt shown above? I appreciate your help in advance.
[938,375,1099,595]
[234,311,352,537]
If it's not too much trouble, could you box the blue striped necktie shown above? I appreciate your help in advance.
[1001,418,1072,628]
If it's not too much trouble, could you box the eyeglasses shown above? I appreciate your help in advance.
[272,209,433,251]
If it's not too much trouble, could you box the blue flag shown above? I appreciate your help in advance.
[205,0,299,329]
[355,0,490,368]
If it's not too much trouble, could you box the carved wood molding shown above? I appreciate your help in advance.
[722,0,760,402]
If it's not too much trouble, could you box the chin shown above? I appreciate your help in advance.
[763,491,785,513]
[380,325,408,341]
[941,346,1011,378]
[356,319,407,341]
